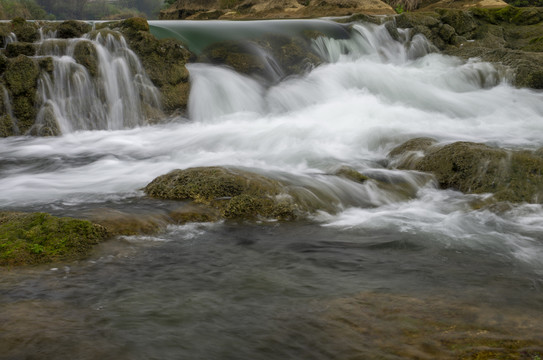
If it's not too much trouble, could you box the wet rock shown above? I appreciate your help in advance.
[390,139,543,203]
[73,40,99,77]
[144,167,299,220]
[199,35,322,80]
[57,20,92,39]
[3,55,39,133]
[0,212,108,266]
[86,209,170,236]
[388,137,438,168]
[334,166,369,183]
[109,18,192,114]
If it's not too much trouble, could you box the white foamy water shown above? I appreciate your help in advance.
[1,20,543,268]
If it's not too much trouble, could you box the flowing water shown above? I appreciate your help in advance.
[1,20,543,359]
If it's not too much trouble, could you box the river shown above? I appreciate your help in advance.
[1,19,543,359]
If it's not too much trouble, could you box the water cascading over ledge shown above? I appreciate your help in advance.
[35,32,161,134]
[0,19,165,136]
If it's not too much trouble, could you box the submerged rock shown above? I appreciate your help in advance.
[144,167,299,220]
[334,166,369,183]
[0,212,108,266]
[389,139,543,203]
[198,34,322,81]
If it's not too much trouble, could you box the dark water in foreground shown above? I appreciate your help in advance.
[2,221,543,359]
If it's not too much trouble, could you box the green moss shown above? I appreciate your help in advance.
[437,8,477,35]
[4,42,36,58]
[57,20,92,39]
[471,6,543,25]
[10,17,39,43]
[0,115,15,137]
[145,167,298,220]
[402,141,543,203]
[73,41,99,77]
[120,17,150,32]
[0,212,108,266]
[4,55,39,95]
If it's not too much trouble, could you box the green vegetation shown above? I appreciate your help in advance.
[0,0,165,20]
[385,0,420,12]
[0,212,108,266]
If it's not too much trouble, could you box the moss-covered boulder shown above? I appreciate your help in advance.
[57,20,92,39]
[10,17,39,43]
[144,167,298,220]
[390,139,543,203]
[388,137,438,168]
[0,212,108,266]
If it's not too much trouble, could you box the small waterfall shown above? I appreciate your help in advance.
[35,31,161,133]
[2,32,17,49]
[312,22,433,64]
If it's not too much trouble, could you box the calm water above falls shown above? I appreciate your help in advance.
[1,20,543,359]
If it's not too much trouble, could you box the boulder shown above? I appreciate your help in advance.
[57,20,92,39]
[389,139,543,203]
[0,212,108,266]
[144,167,299,220]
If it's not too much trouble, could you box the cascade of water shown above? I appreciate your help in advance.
[0,84,18,134]
[312,22,432,64]
[2,32,17,49]
[35,31,161,134]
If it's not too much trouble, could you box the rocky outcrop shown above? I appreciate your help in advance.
[389,138,543,203]
[389,6,543,89]
[160,0,396,20]
[0,212,108,266]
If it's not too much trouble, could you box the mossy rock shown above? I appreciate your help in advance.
[4,55,39,95]
[144,167,298,220]
[471,6,543,26]
[0,212,108,266]
[10,18,39,43]
[0,115,16,137]
[57,20,92,39]
[73,40,99,77]
[436,8,477,35]
[395,11,441,29]
[120,17,150,32]
[397,141,543,203]
[4,42,36,57]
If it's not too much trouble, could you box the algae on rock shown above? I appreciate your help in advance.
[0,212,108,266]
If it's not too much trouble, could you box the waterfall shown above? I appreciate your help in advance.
[35,31,161,134]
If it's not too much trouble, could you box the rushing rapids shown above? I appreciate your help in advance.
[1,18,543,359]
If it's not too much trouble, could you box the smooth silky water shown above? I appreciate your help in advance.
[1,20,543,359]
